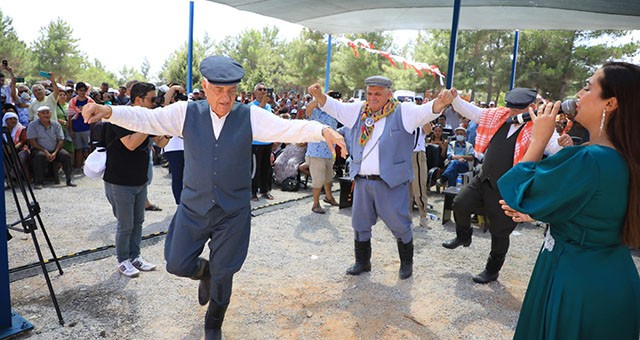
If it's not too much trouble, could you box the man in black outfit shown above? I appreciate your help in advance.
[441,88,564,284]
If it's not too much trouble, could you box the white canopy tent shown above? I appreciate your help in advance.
[208,0,640,33]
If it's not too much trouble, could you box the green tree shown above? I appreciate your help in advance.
[31,18,83,82]
[160,40,207,88]
[117,65,145,85]
[140,57,151,81]
[282,28,327,93]
[215,26,286,93]
[517,30,639,99]
[330,32,394,97]
[76,59,118,89]
[0,9,32,81]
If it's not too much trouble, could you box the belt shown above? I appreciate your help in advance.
[356,174,382,181]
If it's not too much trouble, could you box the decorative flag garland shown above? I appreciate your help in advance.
[335,37,446,86]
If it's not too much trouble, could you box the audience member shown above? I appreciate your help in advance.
[26,106,75,189]
[305,96,339,214]
[68,82,94,170]
[439,126,475,187]
[249,82,275,201]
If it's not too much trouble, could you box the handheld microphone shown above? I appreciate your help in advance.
[506,99,577,125]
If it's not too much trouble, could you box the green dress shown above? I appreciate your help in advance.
[498,145,640,340]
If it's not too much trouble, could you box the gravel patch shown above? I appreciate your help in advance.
[5,166,640,339]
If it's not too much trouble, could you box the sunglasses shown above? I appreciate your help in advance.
[256,88,267,91]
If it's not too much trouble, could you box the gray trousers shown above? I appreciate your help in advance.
[104,182,147,263]
[164,204,251,305]
[352,177,413,243]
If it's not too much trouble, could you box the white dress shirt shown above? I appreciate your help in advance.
[451,95,562,155]
[106,101,327,145]
[320,98,441,175]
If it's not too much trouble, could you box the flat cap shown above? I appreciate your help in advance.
[199,55,245,86]
[37,105,50,112]
[364,75,392,88]
[505,88,537,109]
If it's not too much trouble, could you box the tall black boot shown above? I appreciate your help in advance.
[204,300,228,340]
[442,225,473,249]
[346,240,371,275]
[397,239,414,280]
[472,255,505,284]
[190,258,211,306]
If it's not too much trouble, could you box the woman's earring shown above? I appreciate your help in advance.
[599,109,606,136]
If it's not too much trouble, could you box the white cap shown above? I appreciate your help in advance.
[37,106,51,112]
[454,126,467,133]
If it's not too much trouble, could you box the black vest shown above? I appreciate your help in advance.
[478,123,523,188]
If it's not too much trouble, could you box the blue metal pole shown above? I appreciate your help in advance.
[324,35,332,91]
[446,0,461,89]
[0,136,33,338]
[187,0,194,94]
[510,30,520,90]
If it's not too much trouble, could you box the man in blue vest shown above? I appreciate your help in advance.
[82,55,346,340]
[308,77,448,280]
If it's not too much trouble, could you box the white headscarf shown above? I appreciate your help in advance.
[2,112,24,143]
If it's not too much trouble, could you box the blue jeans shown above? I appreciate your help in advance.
[164,151,184,204]
[442,160,470,187]
[104,182,147,263]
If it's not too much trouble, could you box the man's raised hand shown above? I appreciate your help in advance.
[307,83,327,107]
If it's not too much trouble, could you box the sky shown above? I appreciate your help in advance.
[1,0,637,81]
[1,0,317,78]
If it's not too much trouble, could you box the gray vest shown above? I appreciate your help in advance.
[347,104,414,188]
[182,100,252,215]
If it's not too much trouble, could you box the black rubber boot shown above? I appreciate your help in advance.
[397,239,414,280]
[442,226,473,249]
[204,300,228,340]
[346,240,371,275]
[472,255,505,284]
[190,258,211,306]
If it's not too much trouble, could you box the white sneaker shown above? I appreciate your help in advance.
[117,259,140,277]
[131,256,156,271]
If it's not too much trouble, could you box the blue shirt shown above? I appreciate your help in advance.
[250,99,272,145]
[466,120,477,146]
[305,108,337,159]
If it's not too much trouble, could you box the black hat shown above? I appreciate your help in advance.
[364,75,392,88]
[199,55,245,86]
[505,88,537,109]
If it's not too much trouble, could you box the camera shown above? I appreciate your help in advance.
[2,60,7,67]
[174,93,188,101]
[328,91,342,99]
[266,88,274,95]
[155,85,188,107]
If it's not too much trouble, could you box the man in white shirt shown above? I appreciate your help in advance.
[82,55,345,340]
[308,76,448,281]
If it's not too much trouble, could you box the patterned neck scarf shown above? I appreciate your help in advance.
[358,98,399,145]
